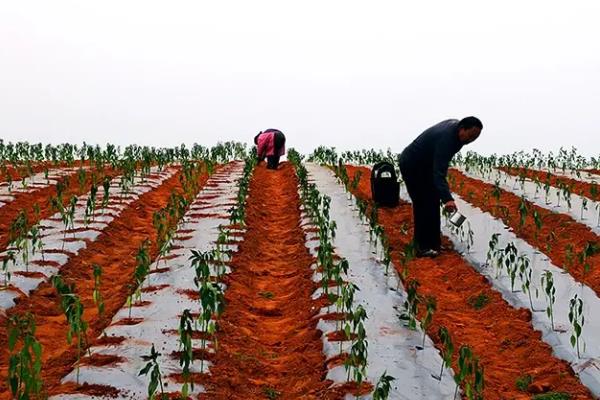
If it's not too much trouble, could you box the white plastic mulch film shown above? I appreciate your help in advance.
[403,167,600,396]
[0,167,176,311]
[50,163,244,400]
[305,163,456,400]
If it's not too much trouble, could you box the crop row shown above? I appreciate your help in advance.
[0,167,177,312]
[308,147,592,399]
[299,158,459,399]
[1,143,247,400]
[51,162,246,399]
[0,141,247,169]
[447,169,600,297]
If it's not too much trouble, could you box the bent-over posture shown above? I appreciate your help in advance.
[398,117,482,257]
[255,129,286,170]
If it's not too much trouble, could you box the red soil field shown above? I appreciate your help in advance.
[0,165,212,398]
[345,165,592,400]
[448,169,600,298]
[499,166,600,200]
[0,161,88,184]
[0,166,121,252]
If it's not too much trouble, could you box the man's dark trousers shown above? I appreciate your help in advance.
[399,162,442,252]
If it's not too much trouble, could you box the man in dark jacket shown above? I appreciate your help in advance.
[398,117,482,257]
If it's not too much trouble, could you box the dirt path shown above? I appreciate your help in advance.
[204,162,335,399]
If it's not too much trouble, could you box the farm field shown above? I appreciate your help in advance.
[2,141,600,400]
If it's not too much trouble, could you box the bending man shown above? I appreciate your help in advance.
[255,129,286,170]
[398,117,482,257]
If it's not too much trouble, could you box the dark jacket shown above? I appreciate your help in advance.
[399,119,463,203]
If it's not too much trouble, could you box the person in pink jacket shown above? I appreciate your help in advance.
[254,129,286,170]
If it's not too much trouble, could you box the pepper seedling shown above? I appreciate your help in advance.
[84,182,98,226]
[51,275,90,384]
[133,240,151,303]
[454,345,473,399]
[8,210,31,271]
[518,254,540,311]
[453,345,484,400]
[420,296,437,348]
[540,270,557,331]
[581,194,588,221]
[92,264,105,319]
[568,294,585,359]
[518,196,528,231]
[337,282,359,351]
[178,309,195,397]
[436,326,454,382]
[7,313,44,400]
[198,280,225,372]
[401,279,420,330]
[2,250,15,287]
[372,371,395,400]
[101,176,111,212]
[345,317,368,392]
[578,241,599,283]
[139,344,167,400]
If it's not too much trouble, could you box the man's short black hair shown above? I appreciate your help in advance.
[458,116,483,130]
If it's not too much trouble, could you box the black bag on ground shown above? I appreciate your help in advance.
[371,161,400,207]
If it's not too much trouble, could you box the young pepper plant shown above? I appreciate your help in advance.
[344,308,368,392]
[132,240,151,308]
[178,309,195,397]
[540,270,557,331]
[51,275,90,384]
[139,344,167,400]
[7,313,44,400]
[436,326,454,382]
[92,264,105,319]
[372,371,395,400]
[420,295,437,348]
[401,279,420,330]
[568,294,585,359]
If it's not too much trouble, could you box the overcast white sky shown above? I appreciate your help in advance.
[1,1,599,156]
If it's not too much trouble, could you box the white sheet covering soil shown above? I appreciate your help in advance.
[305,163,456,400]
[0,167,176,312]
[458,166,600,234]
[0,167,85,208]
[396,181,600,396]
[50,163,244,400]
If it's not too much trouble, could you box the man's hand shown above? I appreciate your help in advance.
[444,200,457,214]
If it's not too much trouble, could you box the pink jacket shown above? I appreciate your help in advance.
[257,131,285,158]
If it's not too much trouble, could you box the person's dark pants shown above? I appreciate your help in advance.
[266,155,280,169]
[399,162,441,252]
[266,132,286,170]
